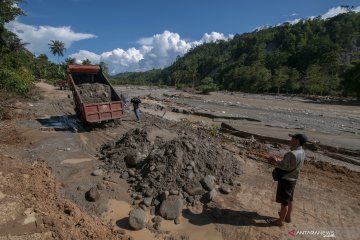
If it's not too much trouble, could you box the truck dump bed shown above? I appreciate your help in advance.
[67,64,123,123]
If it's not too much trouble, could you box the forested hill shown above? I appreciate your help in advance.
[112,12,360,97]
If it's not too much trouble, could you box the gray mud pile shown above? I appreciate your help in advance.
[77,83,112,103]
[99,128,241,219]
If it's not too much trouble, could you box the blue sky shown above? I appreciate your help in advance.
[7,0,360,74]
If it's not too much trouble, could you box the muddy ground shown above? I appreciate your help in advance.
[0,82,359,239]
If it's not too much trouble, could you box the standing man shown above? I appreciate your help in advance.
[120,93,127,108]
[268,133,307,226]
[130,97,141,121]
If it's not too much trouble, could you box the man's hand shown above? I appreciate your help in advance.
[267,156,279,166]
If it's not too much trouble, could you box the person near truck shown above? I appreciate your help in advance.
[267,133,307,226]
[130,97,141,121]
[120,94,127,108]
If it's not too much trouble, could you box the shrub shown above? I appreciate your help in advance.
[208,125,219,137]
[0,67,34,95]
[196,77,218,94]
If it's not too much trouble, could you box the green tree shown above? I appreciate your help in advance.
[343,60,360,99]
[100,61,109,75]
[48,40,65,63]
[305,64,327,95]
[273,66,289,94]
[82,59,91,65]
[197,77,218,94]
[285,68,301,93]
[0,0,25,25]
[65,57,76,65]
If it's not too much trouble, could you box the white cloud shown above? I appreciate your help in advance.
[70,50,101,63]
[253,25,271,32]
[283,5,360,26]
[5,19,96,55]
[321,6,351,19]
[286,18,301,25]
[192,32,232,46]
[70,30,233,75]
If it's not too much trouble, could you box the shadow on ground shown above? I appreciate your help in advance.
[183,205,277,227]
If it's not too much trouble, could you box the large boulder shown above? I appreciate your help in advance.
[159,195,183,220]
[129,209,146,230]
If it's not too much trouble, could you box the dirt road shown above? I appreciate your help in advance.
[0,82,359,239]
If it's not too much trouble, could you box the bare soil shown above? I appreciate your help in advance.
[0,83,359,239]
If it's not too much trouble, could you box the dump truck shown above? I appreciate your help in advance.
[67,64,123,124]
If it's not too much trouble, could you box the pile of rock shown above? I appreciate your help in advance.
[77,83,112,103]
[100,128,241,227]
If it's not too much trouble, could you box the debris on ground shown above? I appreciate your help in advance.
[99,127,242,222]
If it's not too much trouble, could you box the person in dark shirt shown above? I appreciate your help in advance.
[130,97,141,121]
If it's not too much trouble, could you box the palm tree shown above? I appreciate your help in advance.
[48,40,65,63]
[65,57,76,65]
[82,59,91,65]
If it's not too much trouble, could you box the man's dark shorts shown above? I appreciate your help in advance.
[276,179,297,205]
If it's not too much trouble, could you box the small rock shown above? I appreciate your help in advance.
[77,186,85,191]
[143,197,153,207]
[140,204,147,211]
[149,165,156,171]
[153,222,161,231]
[153,199,160,206]
[160,191,169,201]
[97,183,106,190]
[159,195,183,220]
[134,194,142,200]
[185,170,194,180]
[133,200,141,205]
[150,207,156,215]
[220,185,232,194]
[128,169,136,176]
[144,188,154,197]
[91,169,103,176]
[121,172,129,179]
[201,175,216,191]
[230,180,241,186]
[207,189,217,201]
[114,229,126,235]
[186,196,194,203]
[85,187,100,202]
[174,217,180,225]
[189,161,196,168]
[129,209,146,230]
[170,189,179,195]
[152,216,162,223]
[125,154,140,166]
[183,181,204,196]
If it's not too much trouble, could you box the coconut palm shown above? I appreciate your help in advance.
[82,59,91,65]
[48,40,65,63]
[65,57,76,65]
